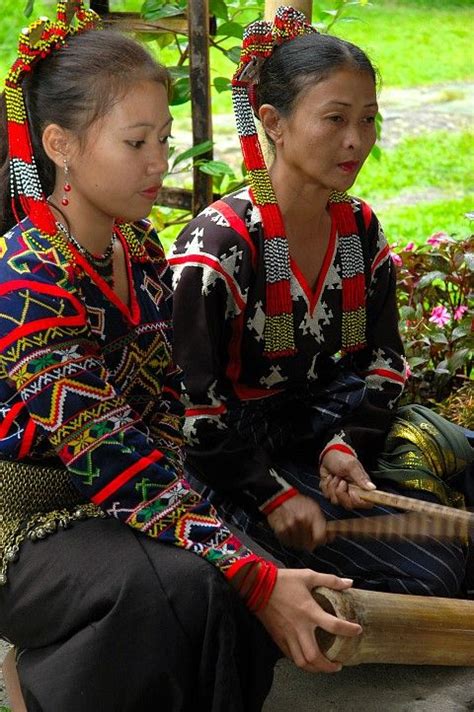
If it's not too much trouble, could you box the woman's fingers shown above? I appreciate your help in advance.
[296,628,343,673]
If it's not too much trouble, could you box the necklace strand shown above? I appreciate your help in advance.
[56,220,116,287]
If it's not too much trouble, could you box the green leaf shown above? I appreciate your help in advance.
[213,76,231,93]
[417,270,447,288]
[198,160,235,177]
[399,305,416,319]
[155,32,176,49]
[167,65,190,81]
[430,332,449,344]
[209,0,229,20]
[172,140,213,168]
[216,21,244,39]
[370,144,382,161]
[451,324,471,340]
[170,77,191,105]
[408,356,429,368]
[224,46,242,65]
[24,0,35,17]
[447,348,471,372]
[464,252,474,271]
[141,1,183,21]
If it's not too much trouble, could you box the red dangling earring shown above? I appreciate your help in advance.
[61,158,71,206]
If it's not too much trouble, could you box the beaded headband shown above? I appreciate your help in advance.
[231,7,316,358]
[4,0,100,235]
[232,6,367,357]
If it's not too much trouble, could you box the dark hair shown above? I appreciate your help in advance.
[255,32,378,118]
[0,29,170,234]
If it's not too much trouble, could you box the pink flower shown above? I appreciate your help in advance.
[429,305,450,327]
[391,252,402,267]
[454,305,468,321]
[427,232,448,247]
[405,242,415,251]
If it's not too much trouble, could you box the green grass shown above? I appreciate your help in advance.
[354,130,473,245]
[334,3,473,88]
[354,131,473,200]
[373,197,473,245]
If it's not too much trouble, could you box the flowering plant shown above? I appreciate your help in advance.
[392,230,473,422]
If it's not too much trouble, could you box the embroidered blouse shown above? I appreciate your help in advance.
[0,217,257,578]
[170,188,407,516]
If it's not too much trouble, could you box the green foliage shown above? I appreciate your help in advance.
[355,131,473,201]
[393,230,473,406]
[375,198,474,248]
[352,130,474,244]
[334,3,473,87]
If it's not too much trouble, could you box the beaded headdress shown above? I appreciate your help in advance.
[232,6,367,357]
[4,0,100,236]
[232,6,314,359]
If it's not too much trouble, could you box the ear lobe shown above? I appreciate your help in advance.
[258,104,284,145]
[41,124,73,168]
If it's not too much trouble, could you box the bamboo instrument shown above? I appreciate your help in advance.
[312,586,474,666]
[323,485,474,541]
[325,510,471,541]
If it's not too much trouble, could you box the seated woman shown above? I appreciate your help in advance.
[170,7,470,598]
[0,3,363,710]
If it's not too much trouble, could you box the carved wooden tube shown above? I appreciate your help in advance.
[312,586,474,666]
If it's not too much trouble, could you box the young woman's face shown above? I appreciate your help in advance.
[66,79,172,223]
[272,67,377,193]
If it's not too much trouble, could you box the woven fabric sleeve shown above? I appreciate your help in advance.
[320,203,407,466]
[0,226,256,577]
[170,203,298,517]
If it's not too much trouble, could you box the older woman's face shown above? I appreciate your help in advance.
[270,68,377,193]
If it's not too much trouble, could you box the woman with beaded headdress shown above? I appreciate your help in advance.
[170,7,471,597]
[0,2,364,709]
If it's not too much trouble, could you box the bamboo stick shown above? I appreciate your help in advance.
[326,510,471,541]
[313,586,474,666]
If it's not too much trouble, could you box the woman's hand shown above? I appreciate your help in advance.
[319,450,375,510]
[256,569,362,673]
[266,494,327,550]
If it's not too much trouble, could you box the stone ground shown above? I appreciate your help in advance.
[1,82,472,710]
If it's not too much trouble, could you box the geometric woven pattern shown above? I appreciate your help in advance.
[170,188,407,509]
[0,216,254,576]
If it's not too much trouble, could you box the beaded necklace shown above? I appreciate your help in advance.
[56,220,116,288]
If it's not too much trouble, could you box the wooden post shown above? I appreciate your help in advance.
[188,0,214,216]
[264,1,312,21]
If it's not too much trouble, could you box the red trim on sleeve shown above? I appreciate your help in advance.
[260,487,299,516]
[371,244,390,274]
[366,367,406,385]
[0,400,25,438]
[185,404,227,417]
[18,418,37,459]
[319,443,356,464]
[91,449,164,505]
[225,554,261,582]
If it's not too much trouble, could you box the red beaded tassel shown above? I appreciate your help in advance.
[61,158,71,206]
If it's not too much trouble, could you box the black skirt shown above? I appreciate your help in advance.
[0,518,279,712]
